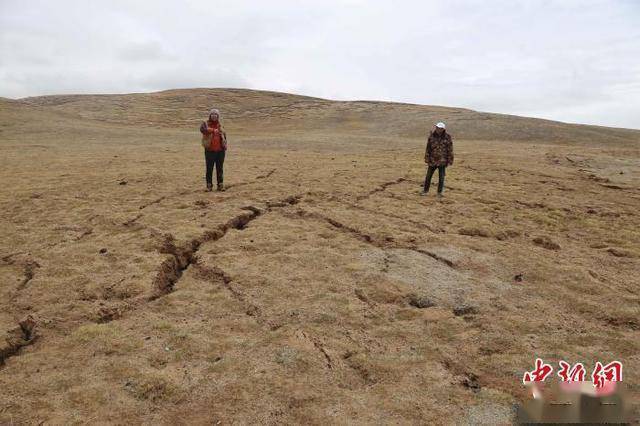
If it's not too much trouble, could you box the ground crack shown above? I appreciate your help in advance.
[6,257,42,291]
[150,194,302,300]
[332,197,443,234]
[227,168,280,190]
[139,196,166,210]
[193,263,286,330]
[150,208,263,299]
[356,177,407,201]
[286,208,456,269]
[410,248,455,268]
[0,316,37,367]
[301,331,333,370]
[257,168,276,179]
[123,213,143,227]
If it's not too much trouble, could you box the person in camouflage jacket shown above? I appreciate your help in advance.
[422,122,453,196]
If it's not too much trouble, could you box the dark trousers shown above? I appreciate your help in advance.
[205,150,225,185]
[424,165,446,193]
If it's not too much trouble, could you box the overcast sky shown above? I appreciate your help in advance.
[1,0,639,128]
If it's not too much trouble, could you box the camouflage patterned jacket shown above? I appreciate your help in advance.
[425,131,454,167]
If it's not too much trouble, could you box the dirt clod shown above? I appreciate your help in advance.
[532,236,561,250]
[97,306,122,323]
[407,294,435,309]
[462,373,481,392]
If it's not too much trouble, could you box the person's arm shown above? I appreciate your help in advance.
[199,121,208,134]
[424,137,432,164]
[447,137,454,166]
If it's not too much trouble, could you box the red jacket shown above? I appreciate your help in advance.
[199,119,227,151]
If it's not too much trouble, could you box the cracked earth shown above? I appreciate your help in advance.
[1,89,639,424]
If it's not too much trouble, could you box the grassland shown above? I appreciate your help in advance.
[1,89,639,424]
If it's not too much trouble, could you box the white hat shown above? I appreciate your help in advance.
[209,108,220,117]
[436,122,446,129]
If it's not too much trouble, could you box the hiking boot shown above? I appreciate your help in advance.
[206,183,213,192]
[419,190,428,196]
[436,192,443,198]
[217,183,225,192]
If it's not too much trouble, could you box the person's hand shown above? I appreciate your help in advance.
[424,157,429,164]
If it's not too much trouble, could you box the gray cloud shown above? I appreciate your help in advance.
[1,0,638,128]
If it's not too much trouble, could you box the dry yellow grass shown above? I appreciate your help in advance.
[0,89,639,424]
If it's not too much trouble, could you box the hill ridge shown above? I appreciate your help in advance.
[3,88,640,144]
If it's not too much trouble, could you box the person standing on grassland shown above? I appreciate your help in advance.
[421,121,453,197]
[199,108,227,192]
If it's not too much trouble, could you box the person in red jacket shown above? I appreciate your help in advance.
[199,109,227,191]
[421,121,453,197]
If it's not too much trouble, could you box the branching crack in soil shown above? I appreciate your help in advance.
[0,316,37,367]
[265,195,303,208]
[286,209,456,269]
[257,168,277,179]
[193,263,236,296]
[123,213,143,227]
[301,331,333,370]
[442,358,482,393]
[75,227,93,241]
[411,248,455,268]
[600,183,630,191]
[191,262,272,327]
[292,209,374,243]
[16,259,40,291]
[226,169,280,190]
[332,198,443,234]
[150,209,262,300]
[150,194,302,300]
[1,252,24,264]
[139,196,166,210]
[356,177,407,201]
[195,261,337,367]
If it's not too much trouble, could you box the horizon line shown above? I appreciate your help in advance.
[4,86,639,132]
